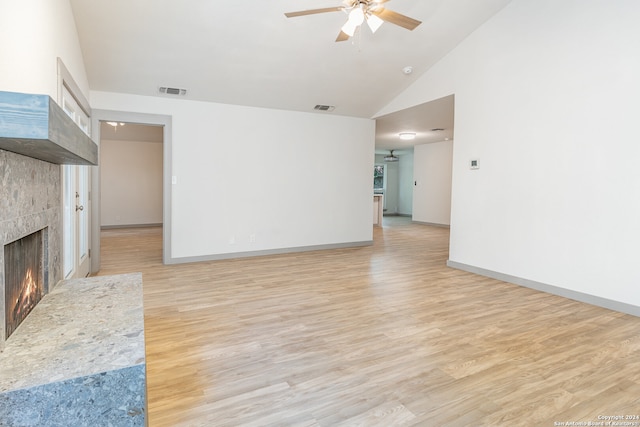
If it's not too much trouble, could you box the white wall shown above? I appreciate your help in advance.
[377,0,640,309]
[384,160,399,214]
[0,0,89,279]
[100,139,163,227]
[91,91,374,260]
[397,152,414,215]
[412,141,453,225]
[0,0,89,100]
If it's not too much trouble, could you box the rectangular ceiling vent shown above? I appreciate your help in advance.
[314,104,335,112]
[159,87,187,96]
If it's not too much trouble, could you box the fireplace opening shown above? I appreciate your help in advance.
[4,230,44,339]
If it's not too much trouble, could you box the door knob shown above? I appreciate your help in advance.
[76,205,84,211]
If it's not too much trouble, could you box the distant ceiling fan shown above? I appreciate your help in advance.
[384,150,399,162]
[284,0,422,42]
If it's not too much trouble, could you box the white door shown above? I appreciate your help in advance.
[62,87,91,279]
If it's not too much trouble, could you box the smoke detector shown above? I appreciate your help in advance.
[159,87,187,96]
[402,66,413,75]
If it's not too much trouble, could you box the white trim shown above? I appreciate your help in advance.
[56,58,92,279]
[446,260,640,317]
[56,58,90,117]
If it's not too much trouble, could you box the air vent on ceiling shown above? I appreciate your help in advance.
[159,87,187,96]
[314,104,335,112]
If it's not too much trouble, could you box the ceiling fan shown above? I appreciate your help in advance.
[384,150,399,162]
[284,0,422,42]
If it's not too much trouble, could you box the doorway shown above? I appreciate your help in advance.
[62,164,91,278]
[90,110,172,273]
[60,83,92,279]
[99,122,163,228]
[373,94,455,226]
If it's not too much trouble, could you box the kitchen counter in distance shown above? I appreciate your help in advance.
[373,194,384,226]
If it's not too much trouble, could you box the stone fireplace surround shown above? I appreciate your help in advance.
[0,149,61,350]
[0,150,147,424]
[0,89,98,348]
[1,131,147,425]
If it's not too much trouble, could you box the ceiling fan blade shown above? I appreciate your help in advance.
[371,8,422,31]
[285,7,344,18]
[335,30,350,42]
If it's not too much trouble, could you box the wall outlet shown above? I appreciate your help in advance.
[249,234,256,243]
[470,159,480,170]
[229,236,235,244]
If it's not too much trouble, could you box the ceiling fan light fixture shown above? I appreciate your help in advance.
[341,4,365,36]
[366,13,384,33]
[341,20,358,37]
[348,6,365,25]
[399,132,416,140]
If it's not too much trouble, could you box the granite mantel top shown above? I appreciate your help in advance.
[0,273,145,393]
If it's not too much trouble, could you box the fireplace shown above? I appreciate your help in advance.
[0,149,62,351]
[1,91,96,350]
[3,229,46,340]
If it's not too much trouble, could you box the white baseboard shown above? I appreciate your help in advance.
[447,260,640,317]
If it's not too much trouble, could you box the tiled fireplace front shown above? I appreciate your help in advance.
[0,149,61,350]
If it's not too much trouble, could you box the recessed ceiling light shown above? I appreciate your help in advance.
[399,132,416,140]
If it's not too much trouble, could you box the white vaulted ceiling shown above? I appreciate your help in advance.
[70,0,512,148]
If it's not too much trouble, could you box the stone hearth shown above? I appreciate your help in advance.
[0,273,146,425]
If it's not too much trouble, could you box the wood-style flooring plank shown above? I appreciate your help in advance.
[96,218,640,426]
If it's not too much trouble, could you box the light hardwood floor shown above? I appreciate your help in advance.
[97,218,640,426]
